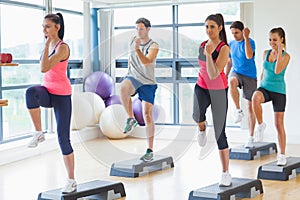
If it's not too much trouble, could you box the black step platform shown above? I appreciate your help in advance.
[229,142,277,160]
[110,155,174,178]
[37,180,126,200]
[257,157,300,181]
[189,178,263,200]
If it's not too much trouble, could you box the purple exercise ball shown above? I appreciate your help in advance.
[84,71,114,100]
[132,98,159,126]
[105,95,122,107]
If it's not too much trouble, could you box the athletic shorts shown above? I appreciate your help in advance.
[124,76,157,105]
[256,87,286,112]
[230,72,257,101]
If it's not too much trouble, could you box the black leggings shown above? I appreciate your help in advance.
[26,86,73,155]
[193,84,229,150]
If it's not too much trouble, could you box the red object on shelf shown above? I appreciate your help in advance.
[6,53,12,63]
[0,53,8,63]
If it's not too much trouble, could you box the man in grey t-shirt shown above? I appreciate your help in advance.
[120,18,159,162]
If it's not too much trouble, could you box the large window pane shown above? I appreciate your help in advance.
[52,0,83,12]
[2,89,46,139]
[178,2,240,24]
[2,64,42,87]
[178,26,203,58]
[1,5,44,59]
[114,29,135,59]
[155,83,173,124]
[179,25,234,58]
[114,6,172,27]
[152,28,172,58]
[179,83,196,124]
[55,12,83,59]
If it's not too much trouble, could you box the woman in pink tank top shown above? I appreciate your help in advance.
[192,13,232,187]
[25,13,76,193]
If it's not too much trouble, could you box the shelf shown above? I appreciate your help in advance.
[0,63,18,66]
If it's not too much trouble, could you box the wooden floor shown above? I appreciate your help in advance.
[0,135,299,200]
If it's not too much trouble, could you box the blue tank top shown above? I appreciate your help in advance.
[260,50,287,94]
[229,38,257,79]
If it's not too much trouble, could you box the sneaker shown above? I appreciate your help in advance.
[255,122,266,142]
[244,136,254,148]
[277,154,287,166]
[61,179,77,194]
[233,109,244,123]
[140,150,154,162]
[27,131,45,148]
[219,171,232,187]
[197,121,207,147]
[123,118,138,134]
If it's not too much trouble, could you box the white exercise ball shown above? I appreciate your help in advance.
[99,104,128,139]
[71,92,93,130]
[83,92,106,125]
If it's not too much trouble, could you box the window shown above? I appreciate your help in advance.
[52,0,83,12]
[2,89,47,140]
[1,5,44,60]
[178,2,240,24]
[114,6,172,27]
[54,12,84,59]
[0,1,83,143]
[178,26,203,58]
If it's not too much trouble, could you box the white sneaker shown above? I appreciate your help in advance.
[197,122,207,147]
[255,122,266,142]
[244,136,254,148]
[277,154,287,166]
[61,179,77,194]
[219,171,232,187]
[233,109,244,123]
[27,131,45,148]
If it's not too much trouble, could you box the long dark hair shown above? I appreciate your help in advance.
[270,27,286,50]
[44,13,65,40]
[205,13,228,45]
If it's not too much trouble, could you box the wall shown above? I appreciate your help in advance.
[252,0,300,144]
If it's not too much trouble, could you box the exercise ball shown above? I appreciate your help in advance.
[105,94,122,107]
[83,92,106,125]
[99,104,128,139]
[132,98,160,126]
[84,71,114,100]
[71,92,94,130]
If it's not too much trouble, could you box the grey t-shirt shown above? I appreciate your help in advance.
[128,38,158,84]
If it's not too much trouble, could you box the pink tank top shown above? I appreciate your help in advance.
[43,41,72,95]
[196,41,228,90]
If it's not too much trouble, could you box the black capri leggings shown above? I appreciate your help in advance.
[193,84,229,150]
[26,86,73,155]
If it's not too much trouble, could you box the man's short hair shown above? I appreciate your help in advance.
[136,18,151,28]
[230,21,244,31]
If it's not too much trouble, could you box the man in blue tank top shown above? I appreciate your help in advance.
[226,21,257,148]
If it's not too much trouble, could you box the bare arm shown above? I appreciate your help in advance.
[135,39,159,67]
[40,39,69,73]
[259,69,264,82]
[225,58,232,77]
[243,28,254,59]
[205,43,230,80]
[275,43,290,74]
[259,50,269,82]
